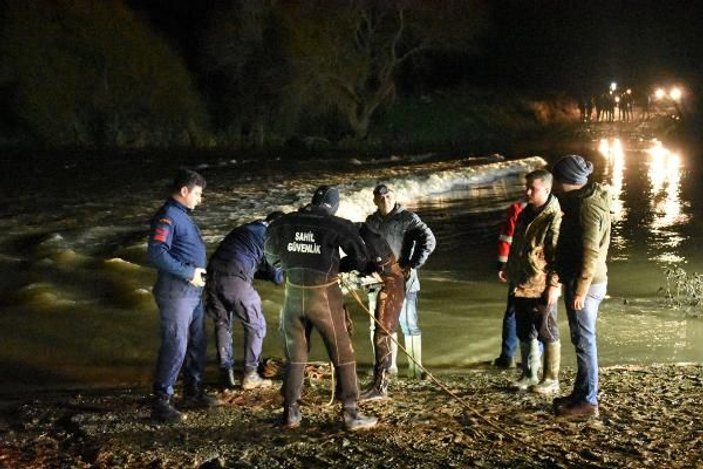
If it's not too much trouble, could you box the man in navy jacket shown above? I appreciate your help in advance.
[147,169,216,423]
[206,212,284,390]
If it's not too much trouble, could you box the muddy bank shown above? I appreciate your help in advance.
[1,363,701,468]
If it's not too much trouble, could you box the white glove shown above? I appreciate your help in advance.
[189,268,207,288]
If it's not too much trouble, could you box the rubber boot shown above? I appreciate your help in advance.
[388,333,398,375]
[242,369,273,390]
[530,341,560,394]
[359,368,390,402]
[510,339,540,391]
[406,334,423,379]
[220,367,237,389]
[343,405,378,431]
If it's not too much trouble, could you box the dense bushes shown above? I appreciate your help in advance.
[0,0,209,148]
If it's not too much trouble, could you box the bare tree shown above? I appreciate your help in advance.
[280,0,488,139]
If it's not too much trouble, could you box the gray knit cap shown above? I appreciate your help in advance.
[552,154,593,185]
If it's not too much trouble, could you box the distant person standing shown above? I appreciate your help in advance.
[551,155,611,419]
[502,170,562,394]
[493,198,527,369]
[147,169,216,423]
[366,184,436,379]
[205,212,284,390]
[265,185,377,431]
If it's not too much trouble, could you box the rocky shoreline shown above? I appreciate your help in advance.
[1,363,701,468]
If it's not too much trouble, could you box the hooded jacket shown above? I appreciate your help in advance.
[555,182,612,297]
[506,194,562,298]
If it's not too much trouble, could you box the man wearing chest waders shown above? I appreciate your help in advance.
[353,223,407,401]
[264,185,378,431]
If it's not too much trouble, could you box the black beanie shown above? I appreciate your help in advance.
[552,154,593,185]
[311,185,340,214]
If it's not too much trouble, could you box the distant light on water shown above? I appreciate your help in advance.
[646,139,687,258]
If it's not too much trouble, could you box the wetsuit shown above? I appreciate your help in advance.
[264,204,368,409]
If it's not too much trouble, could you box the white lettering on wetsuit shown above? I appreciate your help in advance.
[288,231,321,254]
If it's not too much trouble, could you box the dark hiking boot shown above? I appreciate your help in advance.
[556,400,599,419]
[151,396,185,424]
[343,407,378,431]
[242,370,273,390]
[552,393,576,412]
[492,355,516,369]
[221,367,237,389]
[281,404,301,429]
[182,386,218,409]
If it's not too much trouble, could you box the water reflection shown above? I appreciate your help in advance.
[599,137,688,264]
[645,140,688,262]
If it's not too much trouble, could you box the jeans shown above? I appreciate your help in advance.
[399,291,421,336]
[498,293,518,360]
[153,294,207,398]
[206,274,267,372]
[564,280,607,405]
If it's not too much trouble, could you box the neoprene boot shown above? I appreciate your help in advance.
[343,406,378,431]
[359,368,390,402]
[530,341,560,394]
[282,403,301,428]
[406,334,423,379]
[510,339,540,391]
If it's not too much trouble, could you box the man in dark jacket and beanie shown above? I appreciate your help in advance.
[264,186,377,431]
[551,155,611,419]
[147,169,217,423]
[206,211,284,390]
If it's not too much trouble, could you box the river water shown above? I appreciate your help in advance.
[1,127,701,392]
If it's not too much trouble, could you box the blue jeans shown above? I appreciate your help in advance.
[499,293,518,360]
[399,291,420,336]
[564,280,607,405]
[153,294,207,398]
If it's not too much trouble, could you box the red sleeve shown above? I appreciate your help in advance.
[497,200,526,263]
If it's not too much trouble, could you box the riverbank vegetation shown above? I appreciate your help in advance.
[0,0,594,154]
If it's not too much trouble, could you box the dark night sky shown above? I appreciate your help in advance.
[131,0,703,97]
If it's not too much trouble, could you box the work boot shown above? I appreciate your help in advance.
[530,341,560,394]
[281,404,301,429]
[359,369,390,402]
[182,385,219,409]
[493,355,516,369]
[552,393,575,412]
[220,367,237,389]
[510,339,540,391]
[556,400,599,419]
[151,395,185,424]
[406,334,423,379]
[242,370,273,390]
[343,406,378,431]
